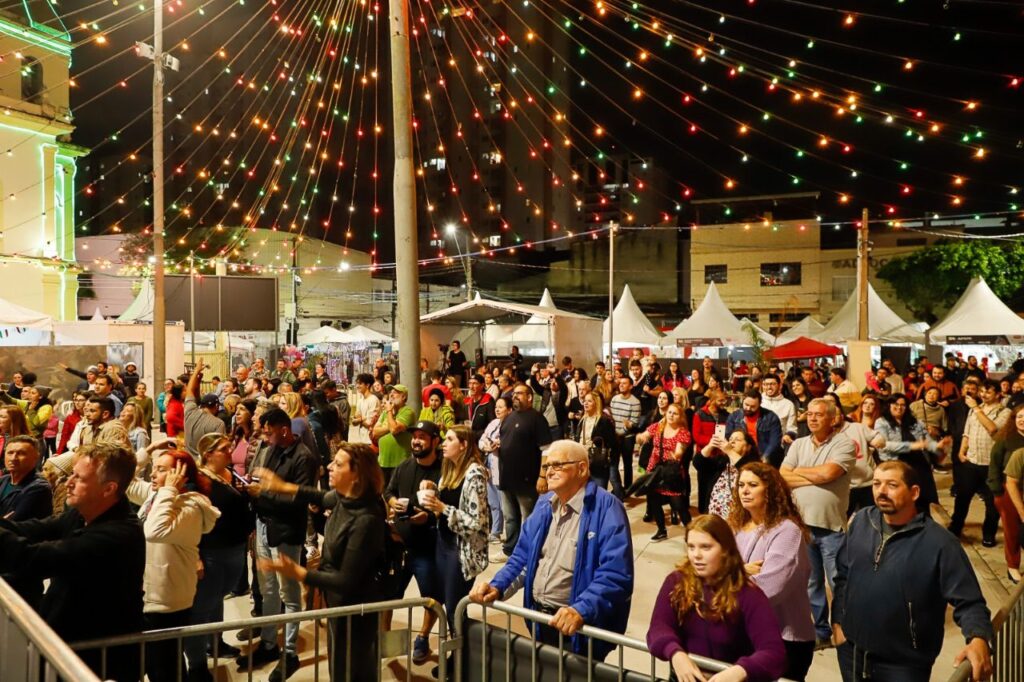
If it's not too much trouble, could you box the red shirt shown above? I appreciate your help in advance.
[165,398,184,437]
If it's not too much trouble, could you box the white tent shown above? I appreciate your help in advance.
[603,284,663,348]
[89,307,105,322]
[299,325,357,345]
[185,331,256,352]
[344,325,394,343]
[776,316,825,344]
[118,279,154,322]
[0,296,53,330]
[663,283,773,346]
[928,277,1024,344]
[815,283,924,344]
[526,288,558,325]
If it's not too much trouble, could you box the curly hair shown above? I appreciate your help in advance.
[669,515,749,622]
[727,462,809,541]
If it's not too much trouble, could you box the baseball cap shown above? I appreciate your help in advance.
[387,384,409,395]
[199,393,221,408]
[411,420,440,438]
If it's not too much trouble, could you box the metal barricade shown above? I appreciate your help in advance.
[72,597,447,682]
[0,577,103,682]
[948,580,1024,682]
[452,597,777,682]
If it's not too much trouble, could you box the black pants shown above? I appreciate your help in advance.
[847,486,874,517]
[144,609,191,682]
[649,491,690,532]
[328,612,379,681]
[949,461,999,540]
[610,434,635,498]
[783,639,815,681]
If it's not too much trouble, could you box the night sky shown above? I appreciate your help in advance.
[58,0,1024,266]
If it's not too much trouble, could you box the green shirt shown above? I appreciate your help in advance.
[376,405,415,468]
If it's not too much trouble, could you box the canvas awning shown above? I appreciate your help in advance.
[344,325,394,343]
[299,325,357,344]
[767,336,842,361]
[0,296,53,330]
[776,316,825,344]
[421,292,595,324]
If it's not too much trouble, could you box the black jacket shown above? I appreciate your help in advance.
[297,487,387,606]
[251,439,319,546]
[0,496,145,681]
[833,507,993,667]
[498,409,553,491]
[382,455,441,551]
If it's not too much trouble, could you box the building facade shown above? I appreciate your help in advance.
[0,5,84,319]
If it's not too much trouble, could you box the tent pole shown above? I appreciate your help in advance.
[857,208,870,341]
[607,222,617,366]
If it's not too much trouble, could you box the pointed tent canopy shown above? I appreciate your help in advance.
[299,325,358,345]
[663,283,773,346]
[421,292,593,324]
[776,315,825,344]
[89,307,105,322]
[766,336,843,361]
[815,283,923,344]
[344,325,395,343]
[527,288,559,325]
[0,297,53,330]
[602,284,663,347]
[118,279,155,322]
[928,277,1024,344]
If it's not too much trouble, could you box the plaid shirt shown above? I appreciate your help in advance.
[963,402,1009,466]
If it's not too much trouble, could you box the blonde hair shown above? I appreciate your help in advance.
[439,425,483,490]
[279,392,303,418]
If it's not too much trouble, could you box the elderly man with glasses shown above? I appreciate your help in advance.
[470,439,634,660]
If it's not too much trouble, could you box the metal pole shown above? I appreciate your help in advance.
[464,234,473,301]
[388,0,422,408]
[152,0,166,390]
[857,208,870,341]
[291,237,299,345]
[188,251,195,366]
[607,222,616,366]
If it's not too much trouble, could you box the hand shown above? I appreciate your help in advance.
[58,362,69,370]
[469,580,500,604]
[959,452,969,463]
[670,650,707,682]
[964,396,978,409]
[548,606,584,636]
[707,665,748,682]
[148,439,176,453]
[197,559,205,580]
[636,432,650,445]
[258,554,307,583]
[782,434,793,445]
[163,460,187,491]
[953,638,992,681]
[832,623,846,646]
[624,419,633,430]
[420,492,445,515]
[743,560,763,576]
[251,467,285,493]
[408,510,429,525]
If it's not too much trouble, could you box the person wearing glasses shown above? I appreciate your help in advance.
[470,440,633,661]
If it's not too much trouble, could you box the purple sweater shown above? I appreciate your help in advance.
[735,520,816,643]
[646,572,786,682]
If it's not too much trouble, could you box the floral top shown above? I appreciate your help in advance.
[707,452,759,519]
[440,462,490,580]
[645,422,692,497]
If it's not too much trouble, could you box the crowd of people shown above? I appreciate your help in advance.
[0,348,1013,682]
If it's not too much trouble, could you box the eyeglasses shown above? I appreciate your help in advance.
[541,459,583,472]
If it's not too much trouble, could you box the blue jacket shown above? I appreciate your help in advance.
[724,408,782,463]
[490,480,634,658]
[833,507,993,668]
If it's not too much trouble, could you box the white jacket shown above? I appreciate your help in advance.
[761,393,797,435]
[141,487,220,613]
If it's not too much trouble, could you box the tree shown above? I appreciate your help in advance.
[876,240,1024,322]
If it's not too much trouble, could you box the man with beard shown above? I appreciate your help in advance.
[498,384,552,556]
[832,461,992,682]
[725,390,783,467]
[383,420,443,664]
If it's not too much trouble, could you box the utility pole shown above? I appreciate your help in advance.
[151,0,166,391]
[857,208,870,341]
[607,222,617,366]
[388,0,422,407]
[290,236,299,345]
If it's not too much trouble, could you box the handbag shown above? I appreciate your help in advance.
[588,436,611,468]
[652,431,685,490]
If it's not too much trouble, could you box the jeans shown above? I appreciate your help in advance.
[185,543,247,671]
[485,457,504,536]
[836,641,931,682]
[391,542,441,600]
[610,434,635,498]
[807,526,845,640]
[949,461,999,541]
[255,520,303,653]
[436,533,473,634]
[500,488,538,556]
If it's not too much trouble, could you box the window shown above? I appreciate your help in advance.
[21,57,43,104]
[704,264,727,284]
[832,275,856,301]
[486,235,501,247]
[760,262,801,286]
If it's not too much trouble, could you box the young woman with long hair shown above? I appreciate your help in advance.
[647,514,786,682]
[119,402,151,453]
[662,361,688,392]
[849,393,882,429]
[786,377,812,438]
[0,404,30,459]
[420,425,490,635]
[729,463,815,680]
[637,403,693,542]
[876,395,947,510]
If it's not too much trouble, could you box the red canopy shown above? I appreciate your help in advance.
[766,336,843,361]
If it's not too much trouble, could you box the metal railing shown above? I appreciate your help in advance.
[452,597,779,682]
[72,597,447,682]
[0,577,104,682]
[948,579,1024,682]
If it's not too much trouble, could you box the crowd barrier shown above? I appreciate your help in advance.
[947,579,1024,682]
[72,597,447,682]
[0,578,103,682]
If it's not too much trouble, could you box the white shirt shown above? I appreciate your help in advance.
[761,393,797,434]
[350,392,380,444]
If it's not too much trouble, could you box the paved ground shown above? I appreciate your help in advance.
[207,468,1015,681]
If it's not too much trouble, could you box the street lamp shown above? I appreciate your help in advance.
[446,223,473,300]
